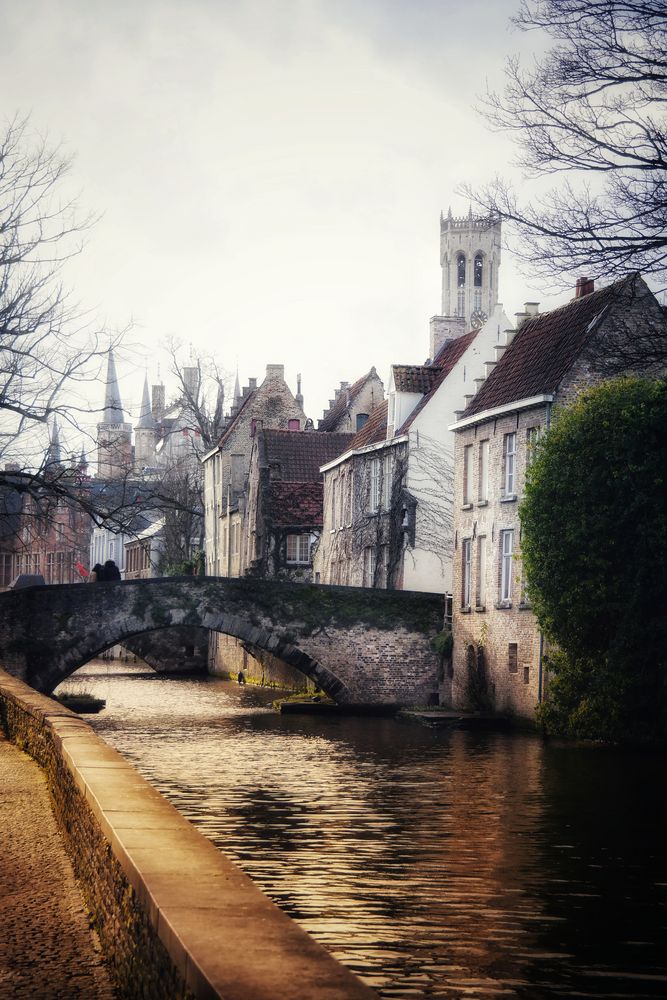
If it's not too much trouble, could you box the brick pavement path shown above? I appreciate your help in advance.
[0,734,114,999]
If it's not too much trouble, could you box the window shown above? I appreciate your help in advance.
[363,546,377,587]
[369,458,381,513]
[457,253,466,286]
[474,252,483,287]
[526,426,541,468]
[461,538,472,607]
[286,534,310,564]
[288,419,300,431]
[382,453,393,510]
[508,643,518,673]
[364,545,377,587]
[476,536,486,608]
[456,253,466,317]
[356,413,369,431]
[46,552,54,584]
[478,440,489,502]
[0,553,13,587]
[463,444,474,505]
[502,432,516,496]
[500,529,514,602]
[338,474,345,528]
[330,478,337,528]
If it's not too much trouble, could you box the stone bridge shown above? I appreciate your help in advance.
[0,577,446,706]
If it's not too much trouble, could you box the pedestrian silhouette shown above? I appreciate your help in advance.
[104,560,121,581]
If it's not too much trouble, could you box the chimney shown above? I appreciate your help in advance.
[248,378,257,390]
[514,311,529,329]
[524,302,540,317]
[575,277,595,299]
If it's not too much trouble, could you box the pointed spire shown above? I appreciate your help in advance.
[103,348,125,423]
[136,374,155,429]
[46,418,62,469]
[78,446,87,471]
[234,368,242,408]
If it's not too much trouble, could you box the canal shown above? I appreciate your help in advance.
[59,662,667,999]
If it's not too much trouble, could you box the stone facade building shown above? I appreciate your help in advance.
[317,368,384,433]
[243,428,353,581]
[449,273,667,721]
[202,364,307,578]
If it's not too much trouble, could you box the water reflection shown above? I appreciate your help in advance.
[59,663,667,999]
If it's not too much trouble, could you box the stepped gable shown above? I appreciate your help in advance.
[261,429,354,481]
[347,400,388,449]
[397,329,478,434]
[318,368,376,431]
[463,276,636,418]
[215,387,256,447]
[268,481,324,527]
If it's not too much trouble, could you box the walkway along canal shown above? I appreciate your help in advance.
[58,661,667,1000]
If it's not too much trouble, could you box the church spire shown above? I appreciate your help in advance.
[136,373,155,429]
[233,368,241,409]
[103,348,124,423]
[45,418,62,470]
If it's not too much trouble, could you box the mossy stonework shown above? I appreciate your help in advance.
[0,669,377,1000]
[0,578,445,705]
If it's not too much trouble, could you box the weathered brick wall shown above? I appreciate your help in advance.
[209,632,317,692]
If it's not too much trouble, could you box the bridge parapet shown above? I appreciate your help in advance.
[0,578,446,705]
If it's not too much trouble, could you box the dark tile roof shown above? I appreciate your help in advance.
[463,275,639,417]
[268,481,324,527]
[397,330,479,434]
[261,430,354,481]
[348,399,389,450]
[318,368,380,431]
[392,366,442,394]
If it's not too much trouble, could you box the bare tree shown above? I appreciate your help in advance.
[319,433,454,590]
[0,116,126,511]
[465,1,667,290]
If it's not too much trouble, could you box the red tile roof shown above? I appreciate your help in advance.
[268,481,324,527]
[462,275,641,417]
[397,329,479,433]
[318,368,380,431]
[260,429,354,481]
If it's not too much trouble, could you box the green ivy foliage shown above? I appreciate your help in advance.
[520,377,667,743]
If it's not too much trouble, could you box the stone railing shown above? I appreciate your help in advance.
[0,669,376,999]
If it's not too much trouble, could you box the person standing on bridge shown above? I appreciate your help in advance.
[104,560,121,581]
[89,564,104,583]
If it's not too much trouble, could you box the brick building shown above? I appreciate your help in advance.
[317,368,384,433]
[243,428,353,581]
[449,274,667,720]
[203,364,307,578]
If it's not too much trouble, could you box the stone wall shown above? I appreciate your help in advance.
[209,632,316,692]
[0,668,376,1000]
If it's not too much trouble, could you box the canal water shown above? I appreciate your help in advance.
[59,663,667,999]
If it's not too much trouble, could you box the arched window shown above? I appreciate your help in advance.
[457,253,466,287]
[474,253,483,287]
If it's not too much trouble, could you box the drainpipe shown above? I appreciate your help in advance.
[537,400,551,703]
[226,484,232,578]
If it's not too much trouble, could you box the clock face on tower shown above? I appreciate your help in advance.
[470,310,488,329]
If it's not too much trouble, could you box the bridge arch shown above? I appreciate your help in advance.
[55,615,352,703]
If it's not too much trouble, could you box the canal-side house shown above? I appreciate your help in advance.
[449,273,667,721]
[241,428,353,581]
[202,365,307,578]
[314,304,512,593]
[317,368,384,434]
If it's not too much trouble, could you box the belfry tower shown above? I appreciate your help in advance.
[97,349,133,479]
[429,209,502,358]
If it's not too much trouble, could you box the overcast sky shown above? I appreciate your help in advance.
[1,0,562,440]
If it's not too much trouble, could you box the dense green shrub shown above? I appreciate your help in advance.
[521,378,667,742]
